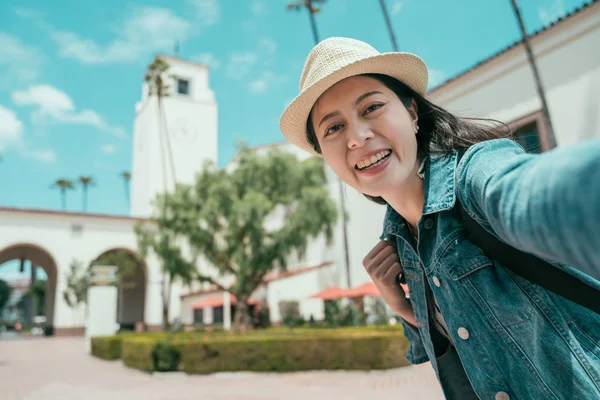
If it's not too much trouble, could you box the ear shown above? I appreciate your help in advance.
[408,99,419,133]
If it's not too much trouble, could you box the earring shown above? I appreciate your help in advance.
[415,124,419,133]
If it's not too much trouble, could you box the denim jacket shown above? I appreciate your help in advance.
[381,138,600,399]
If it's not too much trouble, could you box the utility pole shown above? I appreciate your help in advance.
[510,0,556,148]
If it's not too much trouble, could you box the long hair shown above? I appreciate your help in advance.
[305,73,513,204]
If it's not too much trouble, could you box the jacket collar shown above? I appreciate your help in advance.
[382,152,458,238]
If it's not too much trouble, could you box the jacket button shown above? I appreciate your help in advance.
[495,392,510,400]
[424,219,434,229]
[432,277,441,287]
[457,327,470,340]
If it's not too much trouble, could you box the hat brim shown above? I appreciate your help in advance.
[279,52,429,156]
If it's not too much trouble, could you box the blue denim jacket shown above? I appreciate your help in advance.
[381,138,600,399]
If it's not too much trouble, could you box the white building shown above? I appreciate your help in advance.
[0,1,598,334]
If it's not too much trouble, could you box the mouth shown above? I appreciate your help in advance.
[355,149,392,171]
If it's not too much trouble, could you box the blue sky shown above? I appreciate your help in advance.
[0,0,588,222]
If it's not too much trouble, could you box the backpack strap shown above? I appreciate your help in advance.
[456,202,600,315]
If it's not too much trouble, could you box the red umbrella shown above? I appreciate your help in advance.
[345,282,382,298]
[308,286,347,301]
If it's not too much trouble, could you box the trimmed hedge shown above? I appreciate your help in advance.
[90,336,122,360]
[121,337,156,372]
[178,333,409,374]
[114,327,409,374]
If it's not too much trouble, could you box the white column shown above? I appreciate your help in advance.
[85,285,118,353]
[223,292,231,330]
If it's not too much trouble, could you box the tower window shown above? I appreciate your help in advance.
[177,78,190,95]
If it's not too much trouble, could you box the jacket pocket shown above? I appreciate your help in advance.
[433,230,493,281]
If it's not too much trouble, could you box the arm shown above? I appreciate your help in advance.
[456,138,600,281]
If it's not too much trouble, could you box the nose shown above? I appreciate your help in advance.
[347,123,374,149]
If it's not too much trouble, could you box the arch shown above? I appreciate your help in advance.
[90,247,147,331]
[0,242,58,335]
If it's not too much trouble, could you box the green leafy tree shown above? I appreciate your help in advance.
[135,222,195,330]
[63,260,89,309]
[51,179,75,211]
[0,279,13,314]
[152,146,338,331]
[28,280,46,316]
[78,175,96,212]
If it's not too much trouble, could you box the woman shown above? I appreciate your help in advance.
[280,37,600,399]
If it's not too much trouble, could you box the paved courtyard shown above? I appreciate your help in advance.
[0,336,444,400]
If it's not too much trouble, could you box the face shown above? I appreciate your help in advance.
[310,75,420,198]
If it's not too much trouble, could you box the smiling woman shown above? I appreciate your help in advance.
[279,37,600,399]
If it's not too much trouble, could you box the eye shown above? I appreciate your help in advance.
[325,124,343,136]
[363,103,383,115]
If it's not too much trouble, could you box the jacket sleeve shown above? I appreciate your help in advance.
[455,138,600,281]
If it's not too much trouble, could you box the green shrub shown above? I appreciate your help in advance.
[121,337,155,372]
[90,336,122,360]
[178,331,410,374]
[152,339,181,372]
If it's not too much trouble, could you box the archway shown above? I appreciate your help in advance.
[0,243,58,336]
[90,248,146,331]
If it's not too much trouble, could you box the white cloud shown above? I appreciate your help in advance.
[0,105,24,151]
[101,144,116,154]
[226,52,259,79]
[390,1,404,16]
[428,68,447,89]
[187,0,220,26]
[249,71,287,94]
[53,7,191,64]
[250,0,268,16]
[11,84,126,137]
[258,37,277,54]
[0,33,44,89]
[193,52,221,69]
[23,148,56,163]
[538,0,565,25]
[0,104,56,163]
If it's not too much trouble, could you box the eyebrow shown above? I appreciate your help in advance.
[317,91,383,128]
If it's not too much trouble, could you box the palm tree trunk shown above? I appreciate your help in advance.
[510,0,556,148]
[155,98,169,196]
[379,0,399,51]
[308,10,320,44]
[61,188,66,210]
[159,97,177,186]
[82,185,88,212]
[123,180,130,205]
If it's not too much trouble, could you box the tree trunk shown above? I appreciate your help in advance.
[161,273,171,330]
[232,297,250,333]
[308,10,320,44]
[123,179,130,206]
[83,185,88,212]
[60,188,66,210]
[159,97,177,186]
[379,0,399,51]
[510,0,556,148]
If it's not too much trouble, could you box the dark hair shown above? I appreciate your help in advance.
[305,73,513,205]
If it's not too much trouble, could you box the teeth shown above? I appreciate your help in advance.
[356,150,391,170]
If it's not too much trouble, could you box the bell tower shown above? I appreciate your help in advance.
[130,55,218,217]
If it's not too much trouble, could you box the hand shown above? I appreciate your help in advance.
[363,239,403,288]
[363,239,416,326]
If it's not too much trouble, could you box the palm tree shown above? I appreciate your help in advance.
[51,179,74,211]
[145,57,177,193]
[509,0,556,148]
[378,0,399,51]
[77,175,96,212]
[286,0,352,289]
[286,0,327,44]
[120,171,131,206]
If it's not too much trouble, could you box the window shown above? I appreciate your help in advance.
[213,306,224,324]
[193,309,203,324]
[508,111,551,154]
[177,78,190,95]
[513,122,542,154]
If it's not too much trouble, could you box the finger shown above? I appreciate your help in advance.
[372,252,400,278]
[370,244,397,268]
[382,261,402,284]
[363,240,389,262]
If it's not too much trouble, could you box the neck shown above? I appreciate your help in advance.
[382,160,424,230]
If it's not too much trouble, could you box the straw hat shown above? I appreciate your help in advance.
[279,37,429,155]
